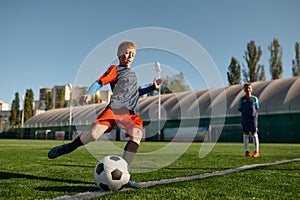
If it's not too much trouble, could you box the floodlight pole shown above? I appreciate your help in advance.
[153,62,161,137]
[67,84,72,138]
[21,95,25,128]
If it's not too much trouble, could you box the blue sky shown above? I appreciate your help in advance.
[0,0,299,107]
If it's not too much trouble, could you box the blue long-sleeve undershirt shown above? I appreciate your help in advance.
[86,81,102,95]
[138,84,156,96]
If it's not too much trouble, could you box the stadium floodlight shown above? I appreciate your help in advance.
[66,84,72,135]
[153,62,161,136]
[153,61,161,74]
[21,96,25,128]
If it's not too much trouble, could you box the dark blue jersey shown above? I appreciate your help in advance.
[238,95,259,119]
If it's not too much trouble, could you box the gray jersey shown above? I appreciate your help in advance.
[98,65,139,113]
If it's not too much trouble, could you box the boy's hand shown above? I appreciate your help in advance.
[80,94,92,105]
[154,78,163,89]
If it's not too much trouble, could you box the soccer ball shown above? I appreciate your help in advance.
[94,155,130,191]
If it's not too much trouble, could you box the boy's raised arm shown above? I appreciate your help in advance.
[80,81,102,105]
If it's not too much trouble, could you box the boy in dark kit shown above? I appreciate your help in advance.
[48,41,163,188]
[238,83,260,158]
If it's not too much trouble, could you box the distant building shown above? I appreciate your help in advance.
[69,86,112,105]
[96,90,112,104]
[0,100,9,111]
[52,85,70,108]
[34,84,112,115]
[34,100,45,116]
[70,86,88,106]
[38,88,52,110]
[0,100,11,132]
[0,110,10,133]
[0,99,10,132]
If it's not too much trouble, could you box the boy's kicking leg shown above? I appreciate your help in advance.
[48,124,108,159]
[48,124,142,189]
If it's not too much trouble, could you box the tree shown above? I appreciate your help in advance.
[9,92,20,128]
[292,42,300,76]
[94,94,101,103]
[140,72,190,97]
[269,38,283,79]
[45,91,53,110]
[227,57,241,85]
[161,72,190,94]
[9,100,18,127]
[242,40,266,82]
[89,95,98,104]
[55,89,65,108]
[24,89,34,122]
[257,64,266,81]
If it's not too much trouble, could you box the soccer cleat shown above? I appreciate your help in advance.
[126,179,141,189]
[245,151,252,157]
[252,151,260,158]
[48,144,69,159]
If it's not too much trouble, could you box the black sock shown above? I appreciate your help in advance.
[123,141,139,166]
[67,137,83,152]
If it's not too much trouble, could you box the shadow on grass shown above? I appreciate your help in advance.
[0,171,92,184]
[35,185,98,193]
[44,163,94,168]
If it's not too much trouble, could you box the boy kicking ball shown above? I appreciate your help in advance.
[48,41,163,188]
[238,83,260,158]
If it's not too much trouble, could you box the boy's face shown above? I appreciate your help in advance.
[244,85,252,95]
[119,48,136,67]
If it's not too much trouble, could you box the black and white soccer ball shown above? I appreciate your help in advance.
[94,155,130,191]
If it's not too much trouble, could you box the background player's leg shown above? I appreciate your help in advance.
[252,131,260,157]
[243,132,252,156]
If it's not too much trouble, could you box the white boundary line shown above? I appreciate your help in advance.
[50,158,300,200]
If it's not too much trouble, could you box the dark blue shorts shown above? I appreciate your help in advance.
[241,117,258,133]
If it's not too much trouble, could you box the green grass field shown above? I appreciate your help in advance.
[0,139,299,200]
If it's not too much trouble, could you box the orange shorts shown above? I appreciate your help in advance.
[94,108,143,133]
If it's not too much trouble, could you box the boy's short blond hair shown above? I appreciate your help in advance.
[117,41,136,57]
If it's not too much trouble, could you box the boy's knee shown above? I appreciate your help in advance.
[80,124,108,144]
[90,124,108,140]
[129,128,142,145]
